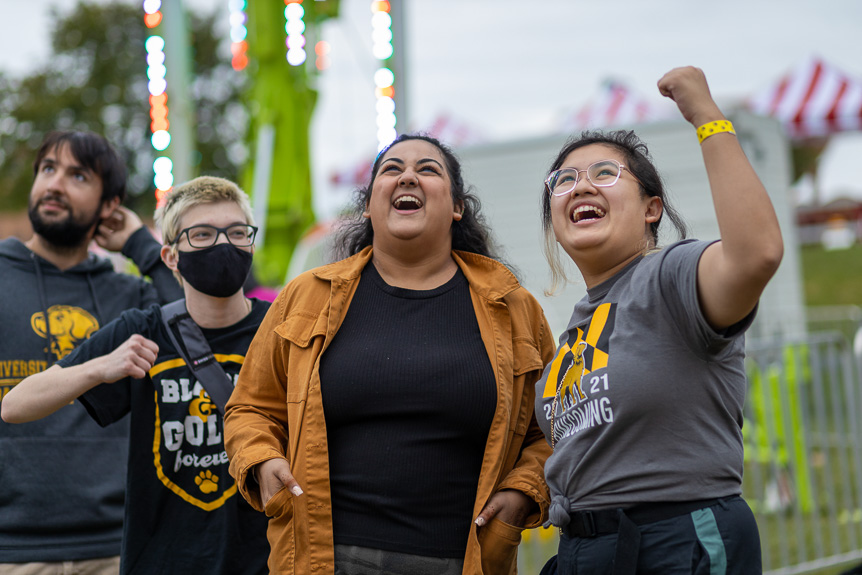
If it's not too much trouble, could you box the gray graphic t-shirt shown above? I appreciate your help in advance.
[535,240,754,520]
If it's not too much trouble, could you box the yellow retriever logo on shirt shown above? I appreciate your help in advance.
[542,302,617,442]
[560,340,589,404]
[542,302,615,403]
[30,305,99,360]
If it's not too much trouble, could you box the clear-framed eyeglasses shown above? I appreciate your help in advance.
[173,224,259,248]
[545,159,630,197]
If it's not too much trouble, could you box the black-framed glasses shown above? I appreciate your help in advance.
[545,159,630,197]
[173,224,258,248]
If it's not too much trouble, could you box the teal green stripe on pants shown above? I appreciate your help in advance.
[692,507,728,575]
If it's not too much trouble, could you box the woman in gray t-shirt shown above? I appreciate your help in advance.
[534,67,783,574]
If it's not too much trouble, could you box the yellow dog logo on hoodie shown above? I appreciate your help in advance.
[31,305,99,360]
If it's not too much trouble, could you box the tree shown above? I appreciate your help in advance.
[0,1,247,216]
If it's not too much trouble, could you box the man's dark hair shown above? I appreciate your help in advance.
[33,131,127,204]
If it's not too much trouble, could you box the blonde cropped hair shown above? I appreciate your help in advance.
[155,176,255,245]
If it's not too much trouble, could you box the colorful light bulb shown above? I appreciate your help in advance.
[371,1,396,150]
[284,0,306,66]
[144,5,172,196]
[229,0,249,70]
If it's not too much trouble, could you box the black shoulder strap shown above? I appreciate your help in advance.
[160,299,233,415]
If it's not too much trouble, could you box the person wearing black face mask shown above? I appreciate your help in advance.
[175,238,254,298]
[2,176,272,575]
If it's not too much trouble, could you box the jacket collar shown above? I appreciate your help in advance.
[312,246,373,283]
[312,246,520,301]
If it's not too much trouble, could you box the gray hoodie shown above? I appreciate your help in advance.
[0,231,180,562]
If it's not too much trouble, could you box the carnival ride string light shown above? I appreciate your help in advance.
[142,0,162,27]
[371,1,396,150]
[285,1,307,67]
[143,0,173,200]
[229,0,249,71]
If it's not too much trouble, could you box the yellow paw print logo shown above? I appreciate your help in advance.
[195,470,219,494]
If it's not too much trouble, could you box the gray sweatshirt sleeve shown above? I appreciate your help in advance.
[121,226,183,304]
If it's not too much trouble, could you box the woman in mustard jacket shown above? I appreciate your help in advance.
[224,134,555,575]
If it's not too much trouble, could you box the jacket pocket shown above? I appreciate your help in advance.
[512,339,544,435]
[274,311,327,403]
[512,338,543,377]
[275,311,327,348]
[477,517,522,574]
[263,485,293,519]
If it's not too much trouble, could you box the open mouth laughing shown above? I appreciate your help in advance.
[570,204,606,224]
[393,194,423,211]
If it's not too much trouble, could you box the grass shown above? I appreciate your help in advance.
[797,243,862,575]
[801,244,862,307]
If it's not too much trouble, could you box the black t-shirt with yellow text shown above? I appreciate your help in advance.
[59,301,270,575]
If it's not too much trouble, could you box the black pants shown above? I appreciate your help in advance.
[333,545,463,575]
[553,496,761,574]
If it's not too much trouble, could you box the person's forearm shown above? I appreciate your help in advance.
[700,128,784,282]
[0,363,106,423]
[122,227,183,303]
[658,67,784,328]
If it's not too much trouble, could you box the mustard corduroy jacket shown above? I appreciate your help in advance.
[224,247,555,574]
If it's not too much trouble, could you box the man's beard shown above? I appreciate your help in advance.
[28,197,101,248]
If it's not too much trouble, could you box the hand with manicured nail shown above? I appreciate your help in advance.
[255,458,303,507]
[474,489,534,528]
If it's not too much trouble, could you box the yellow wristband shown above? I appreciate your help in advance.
[696,120,735,144]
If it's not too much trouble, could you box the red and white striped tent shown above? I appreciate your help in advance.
[748,56,862,140]
[560,79,675,133]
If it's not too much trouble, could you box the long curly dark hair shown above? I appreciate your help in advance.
[332,133,499,261]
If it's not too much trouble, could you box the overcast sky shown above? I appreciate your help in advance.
[1,0,861,214]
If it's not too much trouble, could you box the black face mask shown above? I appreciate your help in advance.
[177,243,253,298]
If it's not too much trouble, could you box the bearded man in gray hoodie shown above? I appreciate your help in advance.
[0,130,181,574]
